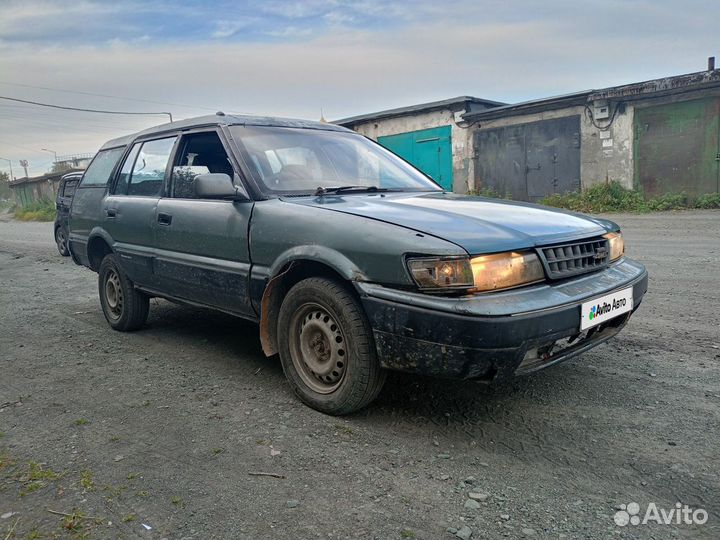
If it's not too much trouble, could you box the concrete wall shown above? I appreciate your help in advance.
[349,108,476,193]
[471,86,720,194]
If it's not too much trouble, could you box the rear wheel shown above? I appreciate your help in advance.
[98,254,149,331]
[277,277,386,415]
[55,226,69,256]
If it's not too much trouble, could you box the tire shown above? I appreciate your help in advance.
[277,277,386,415]
[55,226,70,257]
[98,254,149,331]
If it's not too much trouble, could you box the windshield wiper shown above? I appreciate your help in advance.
[314,185,392,196]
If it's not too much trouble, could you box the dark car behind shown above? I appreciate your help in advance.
[54,171,83,256]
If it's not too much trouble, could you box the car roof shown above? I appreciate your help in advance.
[99,114,352,151]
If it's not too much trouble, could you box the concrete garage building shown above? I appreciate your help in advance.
[335,96,506,192]
[338,66,720,201]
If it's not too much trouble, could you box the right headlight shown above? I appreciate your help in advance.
[469,251,545,292]
[406,251,545,293]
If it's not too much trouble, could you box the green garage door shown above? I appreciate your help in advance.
[634,98,720,197]
[378,126,453,190]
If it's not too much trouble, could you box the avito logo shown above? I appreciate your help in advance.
[588,298,627,321]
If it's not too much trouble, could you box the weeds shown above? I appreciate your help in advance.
[74,419,89,426]
[695,192,720,209]
[14,199,56,222]
[333,423,354,435]
[79,470,95,491]
[539,181,719,213]
[470,181,718,213]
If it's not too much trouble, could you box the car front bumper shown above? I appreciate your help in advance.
[355,257,648,382]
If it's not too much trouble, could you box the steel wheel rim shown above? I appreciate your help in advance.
[104,269,123,320]
[56,229,66,251]
[289,302,348,394]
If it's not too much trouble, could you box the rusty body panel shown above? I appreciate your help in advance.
[634,97,720,197]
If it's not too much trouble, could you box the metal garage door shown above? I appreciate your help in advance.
[378,126,453,190]
[474,116,581,201]
[634,98,720,197]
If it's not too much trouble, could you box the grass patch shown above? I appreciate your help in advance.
[539,181,719,213]
[333,423,354,435]
[79,470,95,491]
[695,192,720,209]
[14,199,56,222]
[471,181,718,213]
[400,529,416,538]
[74,418,89,426]
[171,496,183,505]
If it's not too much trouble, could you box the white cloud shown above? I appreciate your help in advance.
[0,0,717,176]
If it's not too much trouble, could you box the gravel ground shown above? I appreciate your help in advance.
[1,211,718,540]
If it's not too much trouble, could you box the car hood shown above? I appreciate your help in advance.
[283,192,610,254]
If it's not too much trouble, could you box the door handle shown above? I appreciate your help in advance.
[105,208,117,218]
[157,212,172,225]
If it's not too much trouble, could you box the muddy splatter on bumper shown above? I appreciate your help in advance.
[356,258,648,382]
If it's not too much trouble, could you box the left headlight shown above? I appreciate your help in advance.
[406,251,546,293]
[603,232,625,261]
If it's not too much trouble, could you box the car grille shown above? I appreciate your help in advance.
[538,237,609,279]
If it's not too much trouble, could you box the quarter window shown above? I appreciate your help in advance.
[126,137,177,197]
[79,147,125,186]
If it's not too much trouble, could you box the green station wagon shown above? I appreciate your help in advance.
[69,114,648,414]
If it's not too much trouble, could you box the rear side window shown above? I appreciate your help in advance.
[127,137,177,197]
[62,179,78,197]
[80,147,125,186]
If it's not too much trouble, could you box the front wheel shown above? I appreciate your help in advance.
[55,226,70,256]
[277,277,386,415]
[98,254,149,331]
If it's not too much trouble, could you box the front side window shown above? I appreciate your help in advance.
[80,147,125,187]
[171,131,234,199]
[231,126,442,194]
[126,137,177,197]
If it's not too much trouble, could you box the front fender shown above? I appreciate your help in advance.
[267,245,367,282]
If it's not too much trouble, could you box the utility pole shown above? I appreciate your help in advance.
[0,157,13,181]
[19,160,28,178]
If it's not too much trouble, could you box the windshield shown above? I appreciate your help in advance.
[231,125,443,194]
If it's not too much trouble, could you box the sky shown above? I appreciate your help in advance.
[0,0,718,177]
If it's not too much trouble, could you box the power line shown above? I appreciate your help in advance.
[0,80,220,112]
[0,96,173,121]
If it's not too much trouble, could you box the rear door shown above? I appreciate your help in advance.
[57,175,79,220]
[69,147,126,264]
[153,129,255,316]
[103,136,178,287]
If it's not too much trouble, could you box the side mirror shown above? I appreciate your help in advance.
[195,173,247,200]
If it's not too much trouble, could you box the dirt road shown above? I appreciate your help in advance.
[1,212,718,539]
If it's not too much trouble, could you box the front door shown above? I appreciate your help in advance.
[153,130,255,317]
